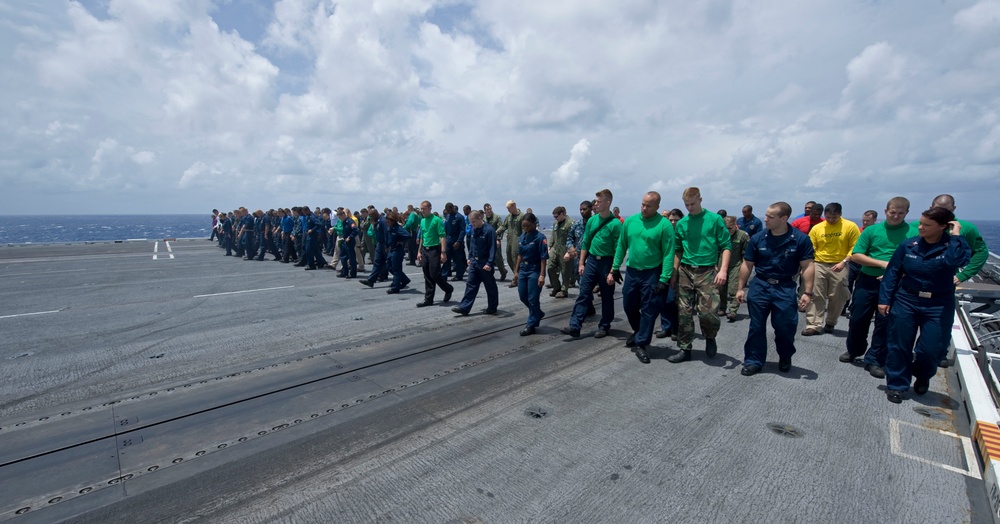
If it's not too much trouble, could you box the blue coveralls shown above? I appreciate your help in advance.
[338,218,358,277]
[221,217,233,256]
[880,234,971,392]
[301,214,326,268]
[441,212,468,280]
[517,230,549,329]
[280,215,295,262]
[458,223,499,313]
[365,216,389,284]
[387,224,411,291]
[742,226,815,367]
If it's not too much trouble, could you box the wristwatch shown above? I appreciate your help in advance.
[803,292,814,297]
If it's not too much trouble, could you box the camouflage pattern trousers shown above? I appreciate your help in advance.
[676,264,722,350]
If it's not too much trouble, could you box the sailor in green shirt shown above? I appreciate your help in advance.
[607,191,675,363]
[915,194,989,284]
[844,196,916,377]
[403,206,420,265]
[415,200,454,307]
[560,189,623,340]
[669,187,732,363]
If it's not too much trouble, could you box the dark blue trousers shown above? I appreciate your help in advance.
[389,248,410,291]
[569,256,615,332]
[339,239,357,277]
[518,267,544,328]
[622,266,663,347]
[845,273,888,366]
[442,242,467,279]
[885,292,954,392]
[743,278,798,367]
[459,264,498,312]
[223,234,232,255]
[367,245,387,283]
[658,286,677,333]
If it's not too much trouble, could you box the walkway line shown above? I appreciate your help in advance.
[153,241,159,260]
[194,286,295,298]
[0,310,60,320]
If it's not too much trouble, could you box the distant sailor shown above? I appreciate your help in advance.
[736,202,815,376]
[384,211,412,294]
[547,206,574,299]
[483,203,508,281]
[497,200,523,288]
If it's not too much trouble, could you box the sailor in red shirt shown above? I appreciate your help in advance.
[791,202,824,233]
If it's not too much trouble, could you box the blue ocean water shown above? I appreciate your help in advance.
[1,215,1000,250]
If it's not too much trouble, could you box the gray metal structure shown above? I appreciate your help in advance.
[0,240,992,523]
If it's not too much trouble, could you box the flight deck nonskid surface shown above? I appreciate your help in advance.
[0,240,990,523]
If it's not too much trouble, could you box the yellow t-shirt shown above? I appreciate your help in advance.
[809,218,860,264]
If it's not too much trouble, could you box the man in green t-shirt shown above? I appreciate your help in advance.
[415,200,454,307]
[669,187,732,363]
[842,196,915,378]
[560,189,623,340]
[608,191,675,364]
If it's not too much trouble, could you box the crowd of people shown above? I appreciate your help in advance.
[208,190,989,404]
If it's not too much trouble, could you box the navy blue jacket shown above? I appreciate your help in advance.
[444,213,467,244]
[743,225,814,281]
[469,223,497,269]
[880,233,971,305]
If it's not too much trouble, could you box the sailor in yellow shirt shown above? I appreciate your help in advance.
[804,203,860,335]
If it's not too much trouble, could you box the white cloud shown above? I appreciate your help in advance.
[954,1,1000,32]
[551,138,591,187]
[1,0,998,219]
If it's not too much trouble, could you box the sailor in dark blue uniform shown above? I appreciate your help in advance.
[512,212,548,335]
[384,212,411,294]
[879,207,971,403]
[337,209,359,278]
[221,212,234,256]
[440,203,468,281]
[452,210,499,315]
[736,202,815,376]
[360,207,389,287]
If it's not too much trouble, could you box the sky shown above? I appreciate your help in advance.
[1,0,999,219]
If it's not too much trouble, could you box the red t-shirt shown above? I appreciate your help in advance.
[791,216,824,233]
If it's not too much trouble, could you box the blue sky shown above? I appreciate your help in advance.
[2,0,999,219]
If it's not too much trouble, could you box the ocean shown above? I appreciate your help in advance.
[2,215,1000,253]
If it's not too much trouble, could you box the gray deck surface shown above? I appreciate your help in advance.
[0,240,991,523]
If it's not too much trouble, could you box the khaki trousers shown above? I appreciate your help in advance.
[805,261,848,330]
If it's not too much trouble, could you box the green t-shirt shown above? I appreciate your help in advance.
[581,214,622,257]
[419,215,446,248]
[675,209,731,266]
[613,213,675,283]
[403,212,420,233]
[854,221,916,277]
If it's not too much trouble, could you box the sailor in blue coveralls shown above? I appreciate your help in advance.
[337,209,358,278]
[384,212,411,294]
[879,207,971,403]
[512,212,548,336]
[452,210,499,315]
[360,208,389,287]
[736,202,816,376]
[440,203,467,281]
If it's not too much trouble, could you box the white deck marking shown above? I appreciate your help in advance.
[0,310,60,320]
[153,241,175,260]
[194,286,295,298]
[890,418,981,479]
